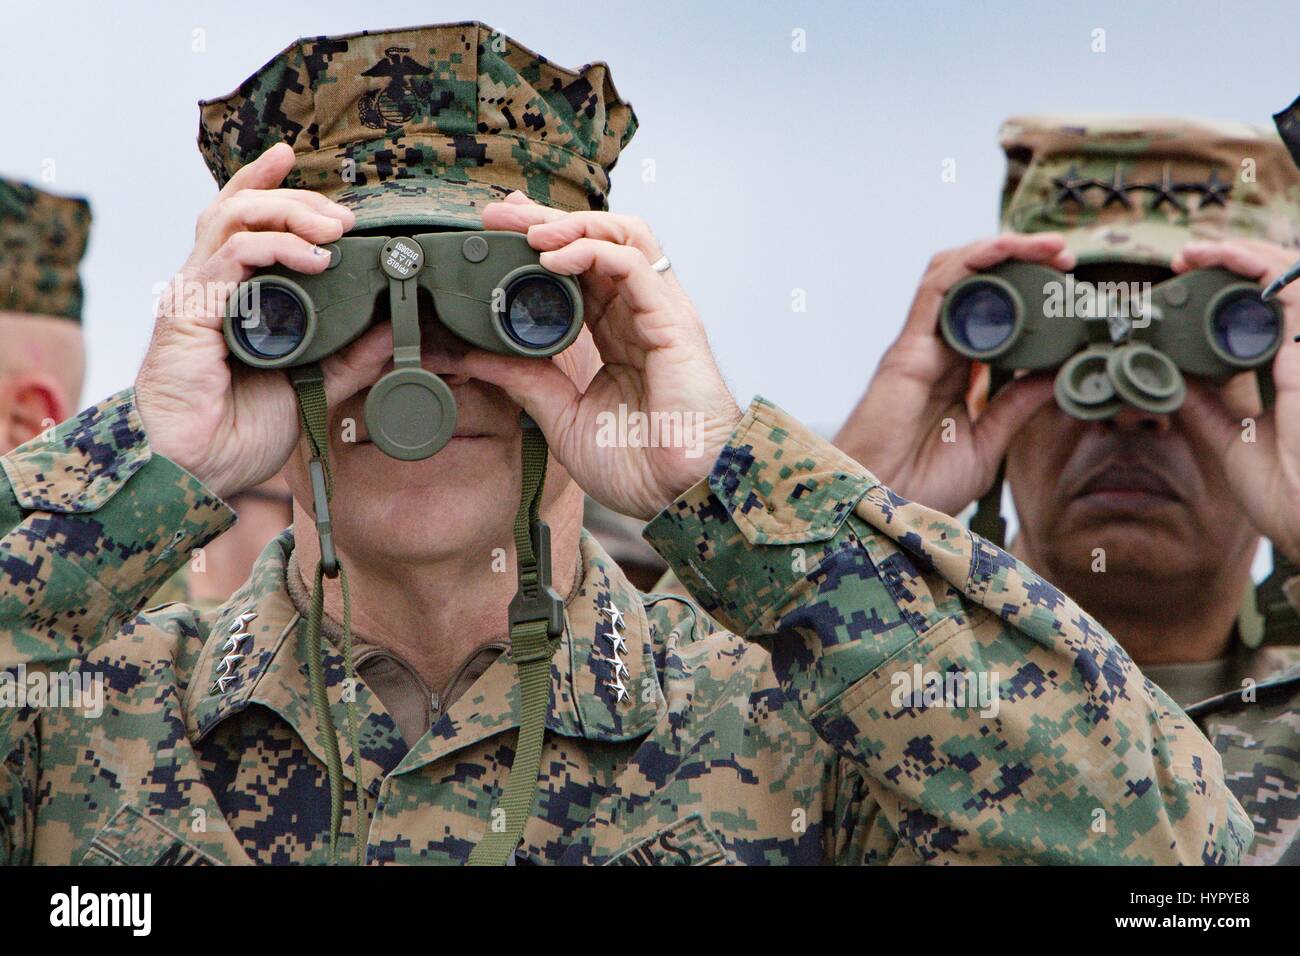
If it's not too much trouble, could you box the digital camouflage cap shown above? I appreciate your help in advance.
[198,21,638,230]
[0,177,91,322]
[999,114,1300,266]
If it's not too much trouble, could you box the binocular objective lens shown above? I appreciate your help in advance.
[949,283,1017,355]
[237,285,308,359]
[503,276,575,349]
[1211,293,1279,361]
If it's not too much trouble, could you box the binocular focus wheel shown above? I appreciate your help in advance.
[363,368,458,460]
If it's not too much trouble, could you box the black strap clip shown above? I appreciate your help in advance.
[507,519,564,641]
[307,458,338,578]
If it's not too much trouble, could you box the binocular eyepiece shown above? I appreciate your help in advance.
[940,262,1280,419]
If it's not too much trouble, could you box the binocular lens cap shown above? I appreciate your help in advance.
[1054,350,1121,420]
[363,368,457,460]
[1106,345,1186,414]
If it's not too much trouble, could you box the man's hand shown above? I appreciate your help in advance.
[134,143,386,499]
[1172,238,1300,562]
[471,194,742,521]
[833,234,1073,515]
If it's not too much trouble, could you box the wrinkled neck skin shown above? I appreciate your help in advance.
[290,482,585,692]
[1010,532,1252,667]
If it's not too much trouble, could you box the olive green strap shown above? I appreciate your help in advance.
[969,461,1007,547]
[290,365,365,865]
[467,416,562,866]
[969,368,1012,548]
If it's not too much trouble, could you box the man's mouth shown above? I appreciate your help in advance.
[1072,462,1182,509]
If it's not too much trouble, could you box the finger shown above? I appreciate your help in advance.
[970,373,1056,470]
[1173,241,1271,282]
[902,234,1071,339]
[962,232,1072,273]
[175,234,331,328]
[239,188,355,223]
[525,212,663,263]
[539,237,672,315]
[207,195,349,247]
[458,349,582,440]
[320,323,395,407]
[482,194,568,233]
[216,142,298,199]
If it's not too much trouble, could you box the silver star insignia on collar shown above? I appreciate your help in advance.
[605,675,630,704]
[213,608,257,694]
[601,603,626,631]
[596,653,630,681]
[603,630,628,656]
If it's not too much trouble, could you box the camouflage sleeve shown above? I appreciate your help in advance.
[644,396,1251,865]
[0,389,233,863]
[0,388,234,667]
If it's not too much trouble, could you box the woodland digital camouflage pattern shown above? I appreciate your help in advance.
[198,22,637,230]
[1180,648,1300,865]
[999,114,1300,265]
[0,390,1250,864]
[0,177,91,322]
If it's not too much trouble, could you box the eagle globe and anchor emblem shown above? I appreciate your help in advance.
[358,46,436,129]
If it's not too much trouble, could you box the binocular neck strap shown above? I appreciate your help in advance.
[970,367,1012,549]
[969,461,1007,549]
[468,414,564,866]
[288,364,365,865]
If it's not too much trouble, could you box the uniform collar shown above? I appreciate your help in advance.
[183,528,665,788]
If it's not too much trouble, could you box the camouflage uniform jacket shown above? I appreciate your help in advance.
[0,390,1249,865]
[1173,647,1300,865]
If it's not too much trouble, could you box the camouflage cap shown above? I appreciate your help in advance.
[198,22,638,230]
[0,177,91,322]
[998,114,1300,266]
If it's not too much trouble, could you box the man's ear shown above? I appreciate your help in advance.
[0,374,69,451]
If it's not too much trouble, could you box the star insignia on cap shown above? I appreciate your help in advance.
[1143,165,1188,213]
[1098,167,1134,209]
[1051,164,1092,207]
[1198,169,1232,208]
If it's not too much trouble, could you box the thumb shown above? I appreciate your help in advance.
[319,323,395,406]
[970,373,1055,473]
[459,351,581,438]
[1176,380,1256,461]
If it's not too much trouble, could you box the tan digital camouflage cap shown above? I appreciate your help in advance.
[198,22,638,230]
[999,114,1300,266]
[0,177,91,322]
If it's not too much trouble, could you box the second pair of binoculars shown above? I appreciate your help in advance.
[222,230,583,460]
[940,262,1282,418]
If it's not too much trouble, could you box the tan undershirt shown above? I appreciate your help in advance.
[285,553,505,753]
[1142,656,1237,710]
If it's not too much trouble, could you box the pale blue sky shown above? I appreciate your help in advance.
[3,0,1298,431]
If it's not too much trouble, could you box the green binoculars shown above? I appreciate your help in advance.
[224,231,582,459]
[939,263,1281,418]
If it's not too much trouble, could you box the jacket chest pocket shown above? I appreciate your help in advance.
[604,813,728,866]
[81,805,223,866]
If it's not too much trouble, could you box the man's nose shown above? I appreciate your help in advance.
[1104,404,1172,436]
